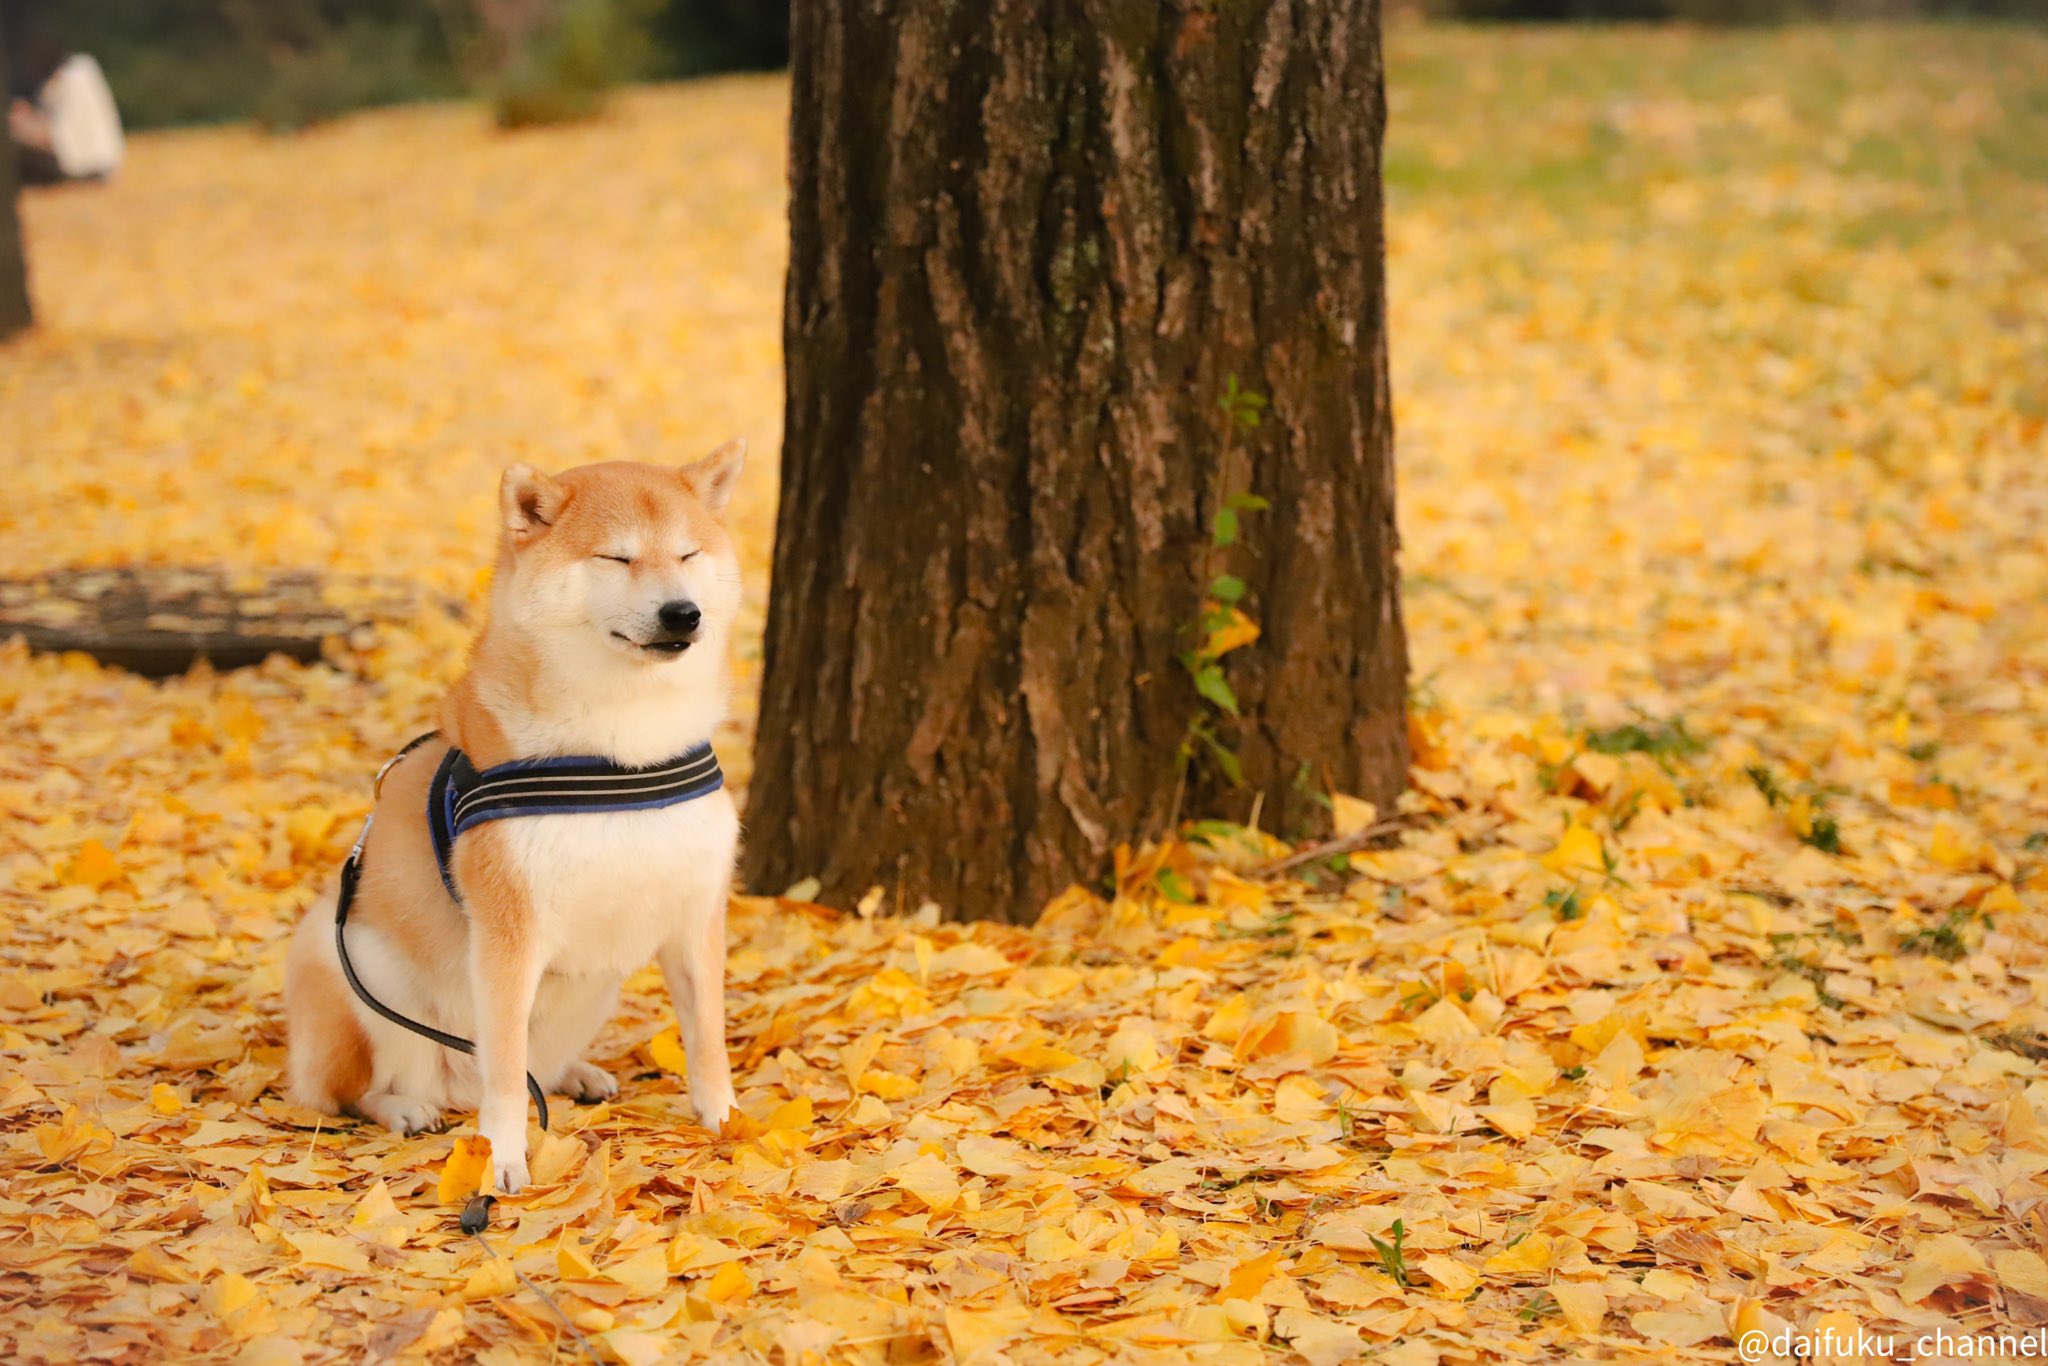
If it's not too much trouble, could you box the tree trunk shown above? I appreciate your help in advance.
[0,18,33,340]
[746,0,1407,922]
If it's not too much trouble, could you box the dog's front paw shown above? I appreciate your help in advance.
[492,1151,530,1195]
[692,1091,737,1135]
[357,1091,444,1137]
[480,1115,530,1194]
[557,1060,618,1104]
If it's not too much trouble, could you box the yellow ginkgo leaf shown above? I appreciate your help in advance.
[62,840,123,889]
[437,1135,492,1205]
[1550,1282,1606,1334]
[557,1232,600,1280]
[647,1026,689,1076]
[1540,824,1605,876]
[1218,1248,1284,1302]
[765,1095,814,1132]
[1928,820,1976,870]
[1330,793,1378,838]
[858,1069,919,1099]
[703,1261,752,1304]
[1206,607,1260,657]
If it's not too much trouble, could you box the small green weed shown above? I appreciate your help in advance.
[1583,717,1703,760]
[1399,982,1441,1014]
[1216,910,1299,940]
[1369,1218,1411,1288]
[1770,951,1844,1010]
[1800,813,1844,856]
[1897,908,1985,962]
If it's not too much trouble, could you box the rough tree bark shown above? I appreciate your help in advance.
[0,18,33,339]
[745,0,1408,921]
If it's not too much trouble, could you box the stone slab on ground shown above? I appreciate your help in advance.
[0,567,426,677]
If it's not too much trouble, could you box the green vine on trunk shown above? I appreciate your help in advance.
[1172,375,1269,809]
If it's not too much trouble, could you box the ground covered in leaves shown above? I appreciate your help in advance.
[3,24,2047,1366]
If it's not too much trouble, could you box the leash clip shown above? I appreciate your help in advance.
[347,812,375,864]
[460,1194,497,1234]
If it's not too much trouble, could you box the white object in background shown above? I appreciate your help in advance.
[42,54,124,180]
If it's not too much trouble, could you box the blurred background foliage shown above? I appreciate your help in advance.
[18,0,2043,132]
[23,0,789,131]
[1430,0,2038,18]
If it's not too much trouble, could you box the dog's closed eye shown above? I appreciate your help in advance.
[594,554,632,565]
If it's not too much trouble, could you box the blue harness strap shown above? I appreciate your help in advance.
[427,742,724,900]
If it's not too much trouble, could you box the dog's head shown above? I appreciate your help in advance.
[492,441,746,669]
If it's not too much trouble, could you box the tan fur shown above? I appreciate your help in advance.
[285,442,748,1191]
[283,942,373,1111]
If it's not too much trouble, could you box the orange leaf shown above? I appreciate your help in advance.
[1218,1248,1284,1302]
[62,840,123,890]
[647,1026,689,1076]
[703,1261,752,1304]
[437,1135,492,1204]
[1206,607,1260,657]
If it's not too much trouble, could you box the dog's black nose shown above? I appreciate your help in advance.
[657,600,702,636]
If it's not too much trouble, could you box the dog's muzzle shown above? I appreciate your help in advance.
[616,599,701,656]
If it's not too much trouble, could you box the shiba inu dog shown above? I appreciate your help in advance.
[285,443,746,1193]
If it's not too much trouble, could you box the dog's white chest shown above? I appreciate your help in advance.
[496,793,738,974]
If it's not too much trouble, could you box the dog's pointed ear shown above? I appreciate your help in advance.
[501,464,567,537]
[681,438,746,513]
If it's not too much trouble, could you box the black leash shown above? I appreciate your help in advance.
[333,735,551,1133]
[462,1196,600,1359]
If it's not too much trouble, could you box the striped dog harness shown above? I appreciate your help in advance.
[426,741,725,900]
